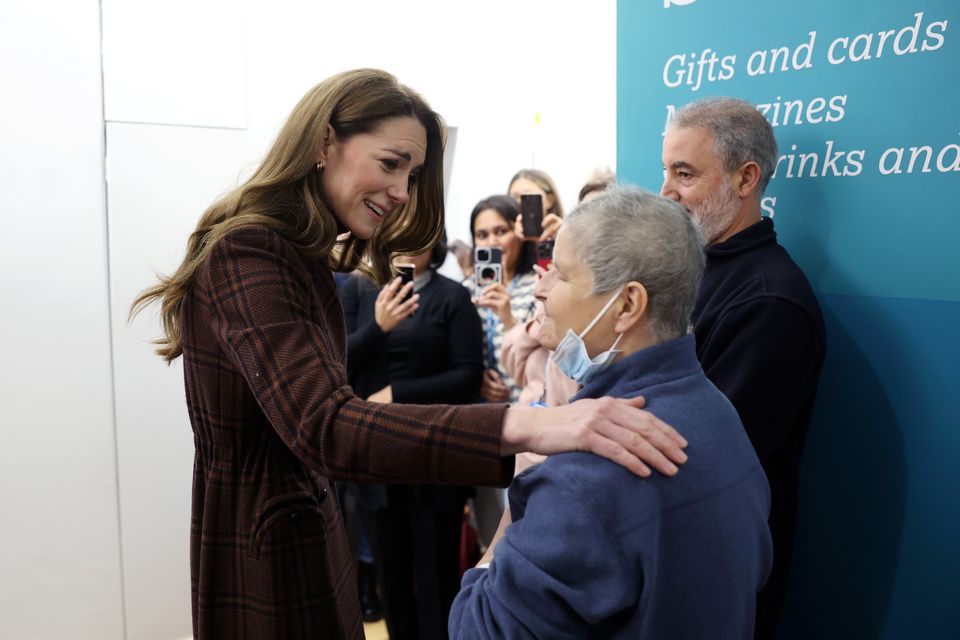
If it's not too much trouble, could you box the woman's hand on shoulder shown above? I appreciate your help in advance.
[500,396,689,478]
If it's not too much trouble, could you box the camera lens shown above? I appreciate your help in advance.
[481,267,495,280]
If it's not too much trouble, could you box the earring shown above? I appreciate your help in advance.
[316,160,324,171]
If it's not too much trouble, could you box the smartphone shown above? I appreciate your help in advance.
[474,247,503,288]
[520,194,544,240]
[396,263,415,299]
[474,246,502,265]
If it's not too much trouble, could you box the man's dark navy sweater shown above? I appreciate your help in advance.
[693,217,826,635]
[449,336,772,639]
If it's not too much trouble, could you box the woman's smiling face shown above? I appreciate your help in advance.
[320,115,427,240]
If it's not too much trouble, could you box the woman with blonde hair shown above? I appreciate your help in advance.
[507,168,565,243]
[131,69,686,639]
[507,168,564,218]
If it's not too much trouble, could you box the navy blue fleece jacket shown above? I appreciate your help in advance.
[449,335,772,639]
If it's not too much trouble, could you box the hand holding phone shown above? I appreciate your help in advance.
[376,268,419,332]
[520,194,544,240]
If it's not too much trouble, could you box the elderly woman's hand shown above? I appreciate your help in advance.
[500,395,689,478]
[475,282,516,329]
[479,368,510,403]
[375,277,419,333]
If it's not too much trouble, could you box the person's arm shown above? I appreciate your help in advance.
[499,316,543,389]
[697,297,824,463]
[391,283,484,404]
[208,227,688,481]
[449,460,645,639]
[475,282,516,330]
[468,274,515,403]
[206,226,511,486]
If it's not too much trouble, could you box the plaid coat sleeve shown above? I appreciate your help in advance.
[204,225,513,486]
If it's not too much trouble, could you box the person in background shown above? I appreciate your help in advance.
[449,186,772,639]
[447,238,474,281]
[461,195,539,550]
[463,195,539,405]
[507,168,565,246]
[502,170,616,409]
[330,272,384,623]
[661,96,826,638]
[341,233,482,640]
[130,68,688,639]
[577,167,616,204]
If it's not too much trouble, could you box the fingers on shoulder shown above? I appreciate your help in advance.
[583,432,651,478]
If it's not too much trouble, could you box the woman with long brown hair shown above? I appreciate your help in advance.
[131,69,687,639]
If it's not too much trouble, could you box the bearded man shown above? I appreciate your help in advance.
[661,97,827,639]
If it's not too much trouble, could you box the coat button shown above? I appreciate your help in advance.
[316,488,328,503]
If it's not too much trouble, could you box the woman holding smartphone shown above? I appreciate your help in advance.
[463,195,538,404]
[508,168,565,245]
[341,235,483,640]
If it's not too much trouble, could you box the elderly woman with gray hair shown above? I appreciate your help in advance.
[450,186,773,639]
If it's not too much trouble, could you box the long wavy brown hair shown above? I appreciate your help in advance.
[130,69,446,362]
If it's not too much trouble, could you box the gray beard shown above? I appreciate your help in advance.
[692,183,740,244]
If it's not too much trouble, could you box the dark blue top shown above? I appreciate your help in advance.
[449,335,772,639]
[693,217,826,629]
[340,272,484,510]
[341,273,483,405]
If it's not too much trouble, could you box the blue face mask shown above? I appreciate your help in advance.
[549,286,625,386]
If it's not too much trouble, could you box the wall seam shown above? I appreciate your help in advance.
[106,119,246,131]
[97,0,129,638]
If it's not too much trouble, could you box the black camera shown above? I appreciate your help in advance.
[474,246,502,287]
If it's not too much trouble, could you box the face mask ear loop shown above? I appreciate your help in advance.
[608,331,624,352]
[578,285,625,339]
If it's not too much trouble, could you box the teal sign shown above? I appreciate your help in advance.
[620,1,959,637]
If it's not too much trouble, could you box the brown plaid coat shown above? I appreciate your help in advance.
[180,226,511,639]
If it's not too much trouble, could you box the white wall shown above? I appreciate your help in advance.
[2,1,615,638]
[243,0,617,257]
[0,2,125,639]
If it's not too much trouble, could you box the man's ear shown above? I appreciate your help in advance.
[735,161,763,199]
[613,282,648,334]
[318,123,337,164]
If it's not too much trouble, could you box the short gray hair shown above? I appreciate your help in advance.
[669,97,778,195]
[564,185,705,342]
